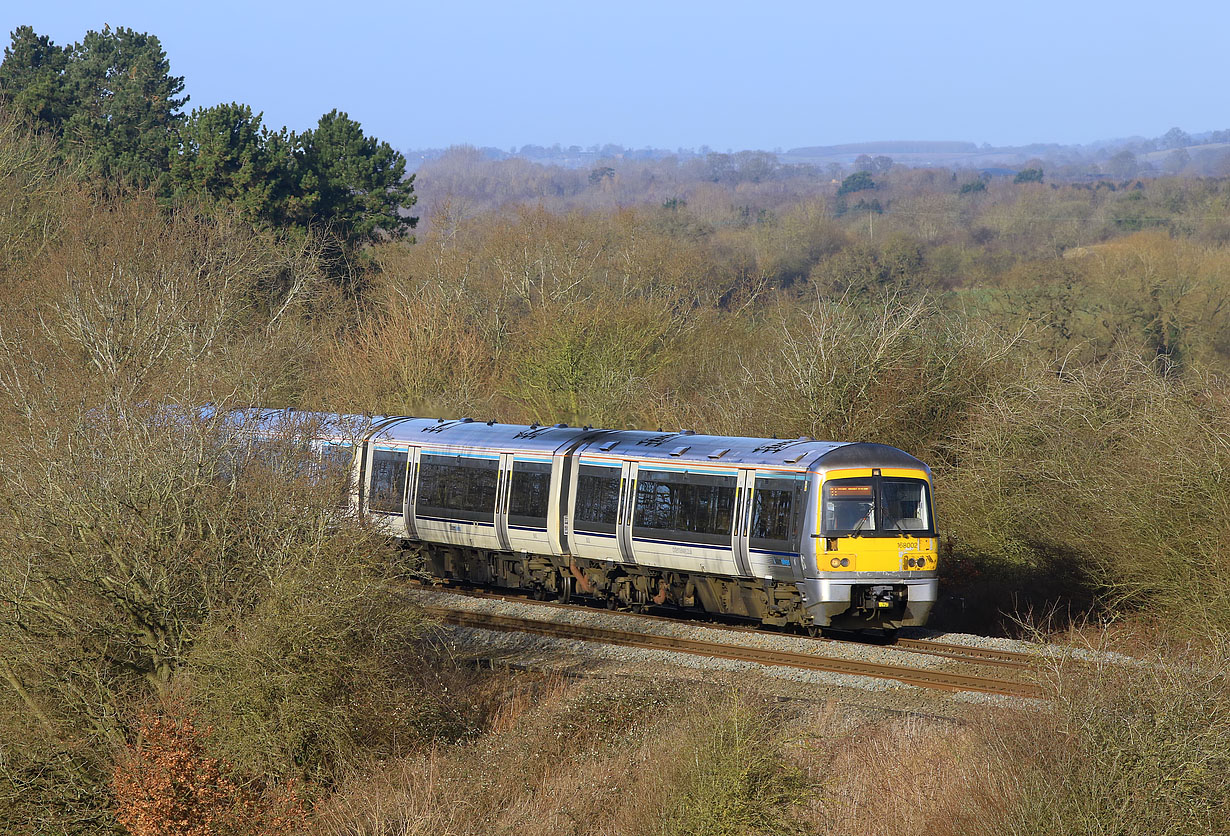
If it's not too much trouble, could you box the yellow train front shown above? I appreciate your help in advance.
[800,443,938,633]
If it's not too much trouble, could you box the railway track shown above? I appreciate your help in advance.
[412,582,1042,675]
[892,637,1037,669]
[424,605,1044,699]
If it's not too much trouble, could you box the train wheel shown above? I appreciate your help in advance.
[559,574,573,604]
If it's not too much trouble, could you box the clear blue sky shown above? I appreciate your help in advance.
[6,0,1227,152]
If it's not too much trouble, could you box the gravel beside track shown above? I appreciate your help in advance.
[404,586,1073,704]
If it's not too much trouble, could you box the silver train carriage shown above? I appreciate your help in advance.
[233,409,939,632]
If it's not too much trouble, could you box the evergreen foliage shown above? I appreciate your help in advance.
[0,25,416,247]
[0,25,70,126]
[170,102,285,223]
[292,109,417,244]
[836,169,875,195]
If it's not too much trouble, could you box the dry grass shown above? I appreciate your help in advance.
[786,703,1011,836]
[312,629,1230,836]
[312,672,1009,836]
[312,673,805,836]
[987,634,1230,836]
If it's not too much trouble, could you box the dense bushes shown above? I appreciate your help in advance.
[986,640,1230,835]
[2,103,1230,832]
[0,406,439,832]
[945,355,1230,631]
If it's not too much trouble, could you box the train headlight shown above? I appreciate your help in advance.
[830,558,841,568]
[840,558,849,568]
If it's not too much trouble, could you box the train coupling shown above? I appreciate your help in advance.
[857,584,906,613]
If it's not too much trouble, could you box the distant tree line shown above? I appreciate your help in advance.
[0,24,416,247]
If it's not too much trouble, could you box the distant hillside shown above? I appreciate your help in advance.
[787,141,978,156]
[405,126,1230,179]
[779,141,1071,169]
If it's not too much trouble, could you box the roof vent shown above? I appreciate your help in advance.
[708,447,731,459]
[555,423,568,428]
[669,445,691,457]
[598,440,618,452]
[679,429,695,436]
[461,417,474,423]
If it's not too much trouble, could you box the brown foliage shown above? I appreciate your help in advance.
[113,712,305,836]
[312,676,808,836]
[946,353,1230,630]
[981,637,1230,835]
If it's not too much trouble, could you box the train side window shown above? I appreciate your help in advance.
[321,443,353,478]
[416,454,499,523]
[508,461,552,528]
[633,469,736,546]
[369,448,409,513]
[320,442,354,506]
[574,465,620,534]
[750,478,803,552]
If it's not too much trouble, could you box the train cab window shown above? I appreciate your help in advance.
[369,449,409,513]
[508,461,552,528]
[574,465,621,534]
[416,454,499,523]
[633,469,736,546]
[749,478,803,552]
[823,476,934,535]
[823,479,876,534]
[882,478,932,532]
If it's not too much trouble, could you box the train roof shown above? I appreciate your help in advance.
[574,429,847,469]
[217,408,378,441]
[375,416,603,453]
[373,418,927,473]
[224,409,929,473]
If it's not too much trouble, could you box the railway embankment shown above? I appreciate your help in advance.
[405,586,1133,707]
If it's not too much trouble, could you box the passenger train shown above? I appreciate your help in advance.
[228,409,939,633]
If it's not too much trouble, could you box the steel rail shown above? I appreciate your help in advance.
[425,606,1044,699]
[410,582,1042,674]
[893,638,1038,669]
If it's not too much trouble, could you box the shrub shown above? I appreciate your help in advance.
[987,637,1230,835]
[112,711,305,836]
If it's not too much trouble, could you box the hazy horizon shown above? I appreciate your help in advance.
[8,0,1229,152]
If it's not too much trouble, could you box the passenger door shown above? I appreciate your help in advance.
[615,460,639,565]
[731,469,757,577]
[494,452,514,551]
[402,446,420,539]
